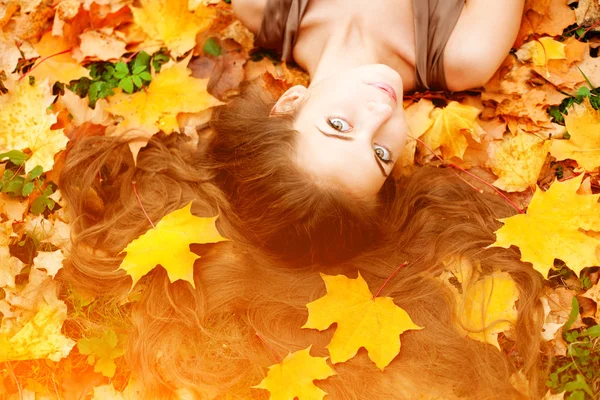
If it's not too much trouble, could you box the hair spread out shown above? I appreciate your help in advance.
[59,81,545,399]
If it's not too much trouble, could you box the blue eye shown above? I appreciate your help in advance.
[327,117,351,132]
[374,145,391,162]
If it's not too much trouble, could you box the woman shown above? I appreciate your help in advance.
[59,0,544,398]
[207,0,525,263]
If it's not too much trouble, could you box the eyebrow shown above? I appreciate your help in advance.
[315,126,389,178]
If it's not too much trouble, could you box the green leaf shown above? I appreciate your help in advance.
[581,325,600,337]
[563,374,594,397]
[2,176,24,196]
[31,196,48,215]
[203,37,221,56]
[132,75,143,88]
[566,390,585,400]
[564,297,579,332]
[119,76,134,94]
[114,62,130,79]
[138,71,152,81]
[152,52,169,72]
[132,65,146,75]
[132,51,150,71]
[577,87,591,98]
[0,150,29,165]
[21,182,35,196]
[28,165,43,180]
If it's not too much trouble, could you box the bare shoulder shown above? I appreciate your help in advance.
[443,0,525,91]
[232,0,268,34]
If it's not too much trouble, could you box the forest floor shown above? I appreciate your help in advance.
[0,0,600,399]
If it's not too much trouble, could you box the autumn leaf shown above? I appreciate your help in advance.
[30,32,90,85]
[516,37,567,67]
[420,101,483,160]
[0,78,68,173]
[491,175,600,277]
[253,347,336,400]
[118,203,227,289]
[487,130,551,192]
[106,56,222,151]
[302,273,421,370]
[550,98,600,172]
[440,257,519,350]
[0,303,75,362]
[33,250,65,279]
[131,0,216,57]
[77,329,125,378]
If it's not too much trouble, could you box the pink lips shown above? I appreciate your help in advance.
[368,82,397,103]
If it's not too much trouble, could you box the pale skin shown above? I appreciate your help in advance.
[232,0,525,197]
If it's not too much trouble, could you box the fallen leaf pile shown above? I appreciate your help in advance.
[0,0,599,398]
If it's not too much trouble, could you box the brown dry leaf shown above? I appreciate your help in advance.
[74,28,128,62]
[131,0,215,56]
[0,194,28,221]
[30,32,90,85]
[582,283,600,324]
[59,90,112,127]
[576,0,600,31]
[516,0,576,45]
[0,247,26,289]
[32,250,65,279]
[0,32,20,74]
[2,1,53,42]
[190,39,247,100]
[487,130,551,192]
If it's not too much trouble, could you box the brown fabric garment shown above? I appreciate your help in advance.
[412,0,465,91]
[255,0,465,91]
[255,0,309,62]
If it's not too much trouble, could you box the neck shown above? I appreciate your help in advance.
[306,18,384,85]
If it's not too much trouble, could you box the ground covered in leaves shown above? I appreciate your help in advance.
[0,0,600,399]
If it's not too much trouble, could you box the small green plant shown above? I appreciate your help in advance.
[548,75,600,125]
[69,50,170,108]
[0,150,57,215]
[546,299,600,399]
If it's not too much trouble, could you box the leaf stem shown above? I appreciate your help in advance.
[411,136,525,214]
[19,49,72,81]
[131,181,155,229]
[373,262,408,298]
[256,333,282,364]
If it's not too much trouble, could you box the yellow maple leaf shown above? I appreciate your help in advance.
[253,347,336,400]
[302,273,421,370]
[118,203,227,289]
[0,303,75,362]
[516,37,567,67]
[550,97,600,171]
[0,79,68,173]
[420,101,482,160]
[487,130,551,192]
[491,175,600,277]
[440,258,519,350]
[107,57,222,140]
[131,0,215,57]
[31,32,90,84]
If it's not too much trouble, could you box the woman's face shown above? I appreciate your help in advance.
[278,64,407,197]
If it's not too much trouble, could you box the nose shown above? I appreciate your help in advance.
[363,101,394,135]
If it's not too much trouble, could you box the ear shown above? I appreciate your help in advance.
[270,85,307,116]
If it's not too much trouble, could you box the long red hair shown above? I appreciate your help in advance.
[59,82,545,399]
